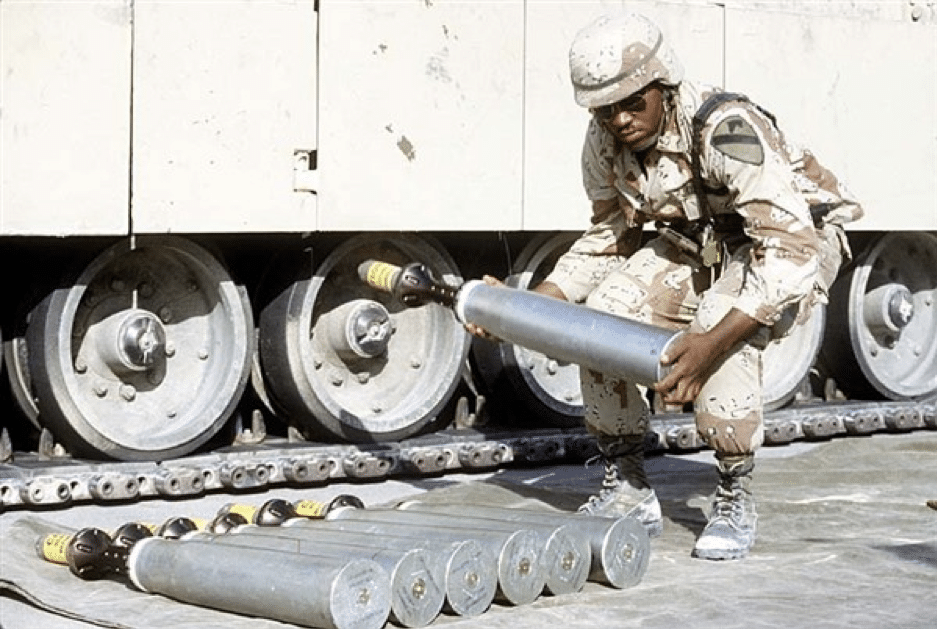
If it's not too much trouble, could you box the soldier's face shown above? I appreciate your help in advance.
[592,83,665,151]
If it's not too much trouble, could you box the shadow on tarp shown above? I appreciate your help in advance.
[873,541,937,570]
[396,453,719,537]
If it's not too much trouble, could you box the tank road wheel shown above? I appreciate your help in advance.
[472,233,585,428]
[4,315,41,431]
[26,237,253,460]
[762,302,826,410]
[259,234,470,443]
[823,232,937,400]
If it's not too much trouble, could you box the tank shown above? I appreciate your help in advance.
[0,1,934,475]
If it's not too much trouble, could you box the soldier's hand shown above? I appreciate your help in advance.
[653,308,761,405]
[652,331,720,405]
[464,275,504,341]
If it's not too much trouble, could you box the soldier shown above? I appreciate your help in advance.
[472,12,861,560]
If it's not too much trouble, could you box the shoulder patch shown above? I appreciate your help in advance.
[711,115,764,165]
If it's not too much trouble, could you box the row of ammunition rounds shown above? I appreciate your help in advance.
[37,495,650,629]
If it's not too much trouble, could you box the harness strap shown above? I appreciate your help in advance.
[691,92,749,222]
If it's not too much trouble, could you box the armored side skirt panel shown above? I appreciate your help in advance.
[0,1,130,235]
[3,2,934,234]
[131,2,318,233]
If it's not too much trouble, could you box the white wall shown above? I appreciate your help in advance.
[1,1,131,235]
[3,1,933,235]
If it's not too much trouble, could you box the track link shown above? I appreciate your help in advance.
[1,398,934,509]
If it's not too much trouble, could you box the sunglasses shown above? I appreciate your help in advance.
[591,87,652,121]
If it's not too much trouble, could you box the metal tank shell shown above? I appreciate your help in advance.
[191,527,445,629]
[126,536,391,629]
[455,280,679,387]
[375,505,592,596]
[278,518,499,617]
[326,506,546,606]
[397,501,651,589]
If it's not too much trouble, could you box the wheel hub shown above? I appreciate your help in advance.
[863,283,914,340]
[325,299,392,360]
[825,231,937,400]
[94,309,167,375]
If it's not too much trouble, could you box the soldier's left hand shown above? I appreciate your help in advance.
[464,275,505,341]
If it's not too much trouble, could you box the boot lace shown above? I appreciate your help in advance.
[580,456,623,509]
[708,456,754,522]
[710,484,747,529]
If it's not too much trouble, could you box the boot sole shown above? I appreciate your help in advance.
[691,546,751,560]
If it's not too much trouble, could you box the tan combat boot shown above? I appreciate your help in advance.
[578,436,663,537]
[692,455,757,560]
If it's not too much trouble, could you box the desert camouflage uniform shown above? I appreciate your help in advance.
[544,80,863,456]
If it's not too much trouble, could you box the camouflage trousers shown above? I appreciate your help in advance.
[555,237,775,456]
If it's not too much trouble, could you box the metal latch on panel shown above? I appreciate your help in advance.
[293,149,319,192]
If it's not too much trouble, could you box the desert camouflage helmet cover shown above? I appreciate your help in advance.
[569,13,684,108]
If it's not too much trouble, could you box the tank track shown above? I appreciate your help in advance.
[1,397,934,509]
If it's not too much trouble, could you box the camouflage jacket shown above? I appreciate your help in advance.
[546,80,863,327]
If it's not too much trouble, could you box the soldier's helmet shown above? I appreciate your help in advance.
[569,13,684,108]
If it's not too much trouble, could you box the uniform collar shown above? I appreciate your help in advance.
[653,88,690,154]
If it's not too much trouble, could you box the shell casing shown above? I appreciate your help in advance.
[127,537,391,629]
[326,506,545,606]
[278,519,496,617]
[210,526,445,629]
[455,280,678,386]
[398,501,651,588]
[380,507,589,596]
